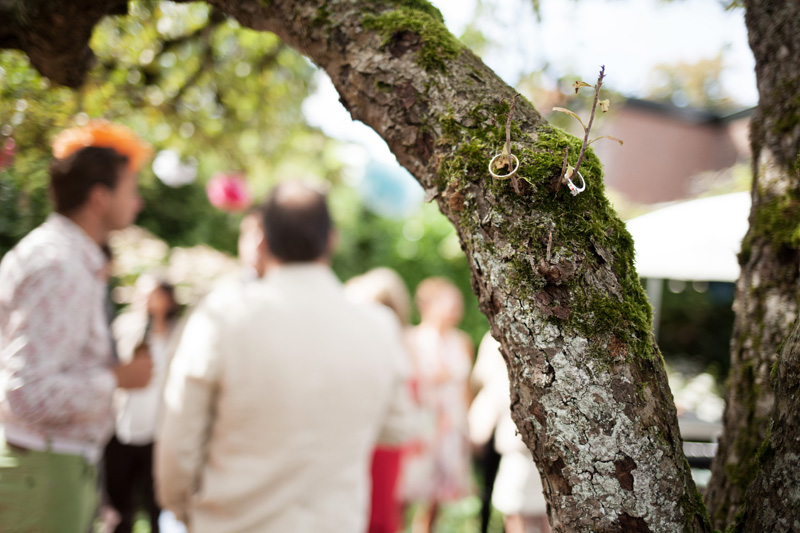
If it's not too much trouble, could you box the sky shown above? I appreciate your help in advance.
[301,0,757,212]
[436,0,757,106]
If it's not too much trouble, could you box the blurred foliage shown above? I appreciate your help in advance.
[0,1,337,258]
[331,187,489,348]
[645,52,738,111]
[656,279,736,380]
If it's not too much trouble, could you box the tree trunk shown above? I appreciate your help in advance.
[731,318,800,531]
[705,1,800,528]
[0,0,128,87]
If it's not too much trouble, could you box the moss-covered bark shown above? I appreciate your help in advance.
[705,1,800,528]
[728,320,800,531]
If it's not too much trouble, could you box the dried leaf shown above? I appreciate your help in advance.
[491,154,510,170]
[588,135,624,146]
[572,81,592,94]
[599,99,610,113]
[552,107,586,130]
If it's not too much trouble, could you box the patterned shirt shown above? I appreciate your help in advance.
[0,213,116,453]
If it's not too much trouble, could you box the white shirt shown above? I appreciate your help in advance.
[156,264,413,533]
[112,315,172,445]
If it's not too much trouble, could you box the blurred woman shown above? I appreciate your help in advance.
[345,267,413,533]
[104,278,182,533]
[469,333,550,533]
[402,277,474,533]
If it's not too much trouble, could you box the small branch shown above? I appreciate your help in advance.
[504,93,518,161]
[506,94,524,193]
[556,145,570,191]
[573,65,605,177]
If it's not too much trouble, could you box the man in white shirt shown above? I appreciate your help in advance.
[156,182,412,533]
[0,141,153,532]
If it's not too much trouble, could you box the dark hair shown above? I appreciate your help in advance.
[100,243,113,262]
[50,146,129,215]
[154,281,181,321]
[262,182,332,263]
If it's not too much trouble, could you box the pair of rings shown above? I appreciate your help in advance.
[488,152,587,196]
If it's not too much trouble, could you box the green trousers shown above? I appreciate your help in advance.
[0,436,99,533]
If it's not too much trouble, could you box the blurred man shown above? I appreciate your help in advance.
[157,182,412,533]
[0,140,153,532]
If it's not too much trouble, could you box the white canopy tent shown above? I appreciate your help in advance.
[625,191,751,338]
[625,191,751,283]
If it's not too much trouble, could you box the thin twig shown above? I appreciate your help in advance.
[573,65,605,177]
[546,230,552,263]
[504,94,518,159]
[504,94,524,193]
[556,145,570,191]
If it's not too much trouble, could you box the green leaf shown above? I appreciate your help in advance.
[552,107,586,130]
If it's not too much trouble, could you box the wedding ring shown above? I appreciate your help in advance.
[488,153,519,180]
[566,170,586,196]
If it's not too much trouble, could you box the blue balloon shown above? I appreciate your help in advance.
[358,160,424,218]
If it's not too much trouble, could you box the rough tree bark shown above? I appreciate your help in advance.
[704,0,800,528]
[1,0,797,530]
[0,0,128,87]
[732,319,800,531]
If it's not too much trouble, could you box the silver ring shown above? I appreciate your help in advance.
[488,153,519,180]
[566,170,585,196]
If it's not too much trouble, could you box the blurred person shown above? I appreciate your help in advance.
[402,277,474,533]
[345,267,414,533]
[103,278,183,533]
[156,182,413,533]
[0,123,153,533]
[468,330,504,533]
[469,333,550,533]
[237,206,267,281]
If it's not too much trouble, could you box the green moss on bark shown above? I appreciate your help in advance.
[436,99,654,361]
[362,3,462,71]
[679,486,715,533]
[745,187,800,253]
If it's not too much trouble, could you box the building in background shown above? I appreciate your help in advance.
[594,98,753,204]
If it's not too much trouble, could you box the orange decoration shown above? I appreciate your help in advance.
[51,120,153,172]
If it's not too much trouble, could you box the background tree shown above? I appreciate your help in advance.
[704,0,800,527]
[645,53,738,111]
[2,0,799,530]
